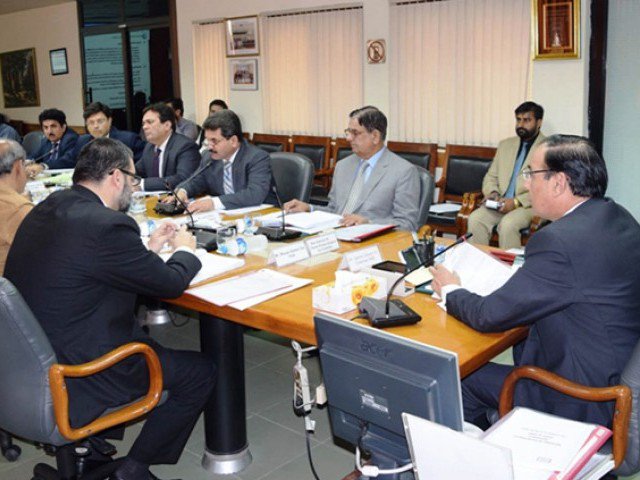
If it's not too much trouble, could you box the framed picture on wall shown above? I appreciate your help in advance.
[532,0,580,59]
[225,16,260,57]
[230,59,258,90]
[0,48,40,107]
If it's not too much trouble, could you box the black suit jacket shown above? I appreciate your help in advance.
[4,185,201,425]
[179,140,276,209]
[32,128,79,169]
[135,132,200,191]
[446,198,640,426]
[74,127,147,162]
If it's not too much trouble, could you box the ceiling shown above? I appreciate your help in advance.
[0,0,71,15]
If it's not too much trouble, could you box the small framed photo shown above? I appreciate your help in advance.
[225,16,259,57]
[230,59,258,91]
[49,48,68,75]
[532,0,580,59]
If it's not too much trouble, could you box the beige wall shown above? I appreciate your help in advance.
[0,2,84,126]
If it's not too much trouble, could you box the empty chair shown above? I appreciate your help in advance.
[252,133,290,154]
[22,131,45,159]
[416,166,436,227]
[387,141,438,174]
[311,138,353,206]
[270,152,315,204]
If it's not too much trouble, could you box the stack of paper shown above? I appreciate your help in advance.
[429,203,462,214]
[160,249,244,286]
[257,210,342,234]
[335,224,395,242]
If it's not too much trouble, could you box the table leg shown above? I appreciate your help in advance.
[199,313,252,474]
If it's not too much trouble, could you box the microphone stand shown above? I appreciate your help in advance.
[154,159,214,216]
[257,185,302,241]
[358,233,473,328]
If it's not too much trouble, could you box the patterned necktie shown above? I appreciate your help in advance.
[505,142,528,198]
[50,142,59,162]
[151,147,161,177]
[223,160,234,194]
[342,162,369,215]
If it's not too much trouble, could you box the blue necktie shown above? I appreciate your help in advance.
[151,147,161,177]
[505,142,528,198]
[50,142,59,162]
[223,160,234,194]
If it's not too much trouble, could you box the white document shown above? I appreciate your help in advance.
[187,268,294,306]
[228,270,312,311]
[335,224,394,242]
[224,204,272,216]
[257,210,342,233]
[429,203,462,214]
[160,249,244,286]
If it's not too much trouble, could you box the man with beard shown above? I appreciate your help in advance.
[467,102,546,249]
[5,138,215,480]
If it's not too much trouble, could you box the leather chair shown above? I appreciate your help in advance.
[416,166,435,228]
[499,338,640,477]
[251,133,291,154]
[0,277,163,480]
[387,141,438,175]
[23,131,45,158]
[427,144,496,237]
[311,138,352,206]
[270,152,315,204]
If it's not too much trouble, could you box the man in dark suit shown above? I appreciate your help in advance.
[5,138,215,480]
[29,108,79,171]
[74,102,146,161]
[430,135,640,429]
[171,109,276,211]
[136,102,199,191]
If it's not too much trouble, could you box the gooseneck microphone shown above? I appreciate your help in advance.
[358,232,473,328]
[154,158,214,216]
[257,184,302,241]
[30,148,55,164]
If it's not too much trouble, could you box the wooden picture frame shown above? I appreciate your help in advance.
[532,0,580,59]
[0,48,40,107]
[49,48,69,76]
[225,16,260,57]
[230,58,258,91]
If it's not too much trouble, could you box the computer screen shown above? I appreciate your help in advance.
[314,313,463,475]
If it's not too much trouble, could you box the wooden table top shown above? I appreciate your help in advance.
[150,200,527,378]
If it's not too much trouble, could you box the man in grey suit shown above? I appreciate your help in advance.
[135,103,200,191]
[285,106,420,231]
[171,110,276,211]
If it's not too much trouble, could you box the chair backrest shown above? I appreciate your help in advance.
[270,152,315,203]
[387,141,438,174]
[439,144,496,203]
[0,277,66,446]
[23,131,45,158]
[252,133,291,154]
[330,138,353,168]
[291,135,331,171]
[616,341,640,476]
[416,167,435,227]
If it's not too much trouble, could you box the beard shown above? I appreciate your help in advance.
[117,181,133,212]
[516,127,537,140]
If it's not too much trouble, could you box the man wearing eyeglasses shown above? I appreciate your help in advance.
[467,102,546,249]
[430,135,640,430]
[5,138,215,480]
[74,102,146,162]
[284,106,420,231]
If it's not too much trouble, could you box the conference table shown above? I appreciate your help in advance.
[149,204,528,474]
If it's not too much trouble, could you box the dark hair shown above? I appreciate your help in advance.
[83,102,112,121]
[202,110,243,140]
[349,106,387,141]
[515,101,544,120]
[166,97,184,114]
[0,113,7,125]
[540,134,607,198]
[0,139,26,175]
[72,137,133,184]
[39,108,67,126]
[143,102,176,131]
[209,99,229,110]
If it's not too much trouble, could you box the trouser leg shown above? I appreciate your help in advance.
[467,207,502,246]
[461,362,511,428]
[496,207,533,250]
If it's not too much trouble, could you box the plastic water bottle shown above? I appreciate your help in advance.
[240,234,268,252]
[217,238,248,256]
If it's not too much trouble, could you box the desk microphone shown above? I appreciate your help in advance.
[257,185,301,241]
[154,158,214,216]
[358,232,473,328]
[30,148,55,164]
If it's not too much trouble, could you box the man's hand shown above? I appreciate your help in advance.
[161,189,188,205]
[148,221,179,253]
[186,197,214,213]
[482,191,501,206]
[340,214,368,227]
[170,225,197,251]
[26,163,45,179]
[283,198,310,213]
[428,264,461,297]
[499,198,516,213]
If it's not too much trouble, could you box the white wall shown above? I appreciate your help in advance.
[0,2,84,126]
[603,0,640,219]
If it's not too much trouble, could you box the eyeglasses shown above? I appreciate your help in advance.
[344,128,365,138]
[207,136,228,147]
[521,167,552,181]
[114,168,142,186]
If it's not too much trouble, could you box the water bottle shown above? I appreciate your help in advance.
[217,238,248,256]
[239,234,268,252]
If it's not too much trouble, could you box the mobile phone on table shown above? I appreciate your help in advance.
[371,260,406,274]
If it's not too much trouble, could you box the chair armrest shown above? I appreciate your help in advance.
[49,342,163,441]
[499,365,632,468]
[528,216,548,235]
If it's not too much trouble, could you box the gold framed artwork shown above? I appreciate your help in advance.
[0,48,40,107]
[225,16,260,57]
[532,0,580,59]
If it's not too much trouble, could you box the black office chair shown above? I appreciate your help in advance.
[0,277,163,480]
[252,133,291,154]
[23,131,45,158]
[270,151,315,204]
[416,166,435,228]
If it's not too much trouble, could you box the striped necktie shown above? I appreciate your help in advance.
[342,162,369,215]
[223,160,234,194]
[151,147,161,177]
[50,142,59,162]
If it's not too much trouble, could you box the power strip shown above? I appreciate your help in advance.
[293,362,312,416]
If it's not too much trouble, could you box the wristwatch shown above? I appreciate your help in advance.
[513,198,521,209]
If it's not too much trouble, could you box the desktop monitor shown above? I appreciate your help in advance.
[314,313,463,479]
